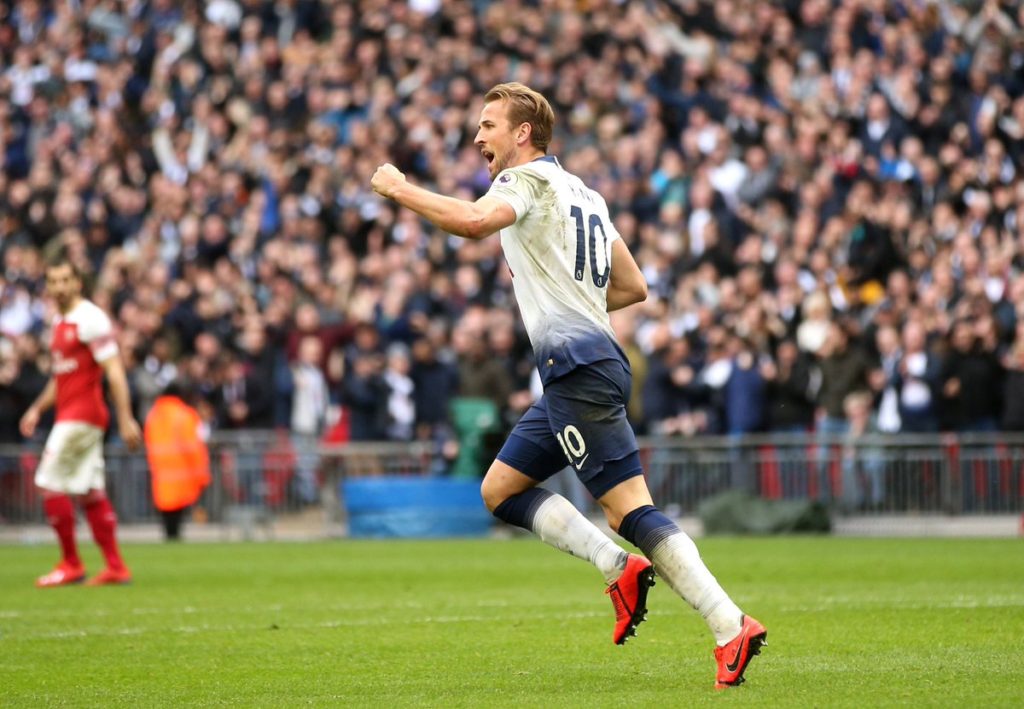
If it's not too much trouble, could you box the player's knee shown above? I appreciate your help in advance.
[600,503,625,534]
[479,477,506,513]
[80,489,106,505]
[598,492,639,532]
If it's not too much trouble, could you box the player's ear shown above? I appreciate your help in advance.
[516,122,532,146]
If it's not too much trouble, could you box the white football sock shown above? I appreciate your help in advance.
[648,531,743,645]
[531,493,628,584]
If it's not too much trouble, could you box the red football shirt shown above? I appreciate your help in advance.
[50,300,119,429]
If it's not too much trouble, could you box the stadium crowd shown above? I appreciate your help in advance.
[2,0,1024,466]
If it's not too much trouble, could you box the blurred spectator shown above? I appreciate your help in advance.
[1,346,34,512]
[642,331,705,436]
[893,321,942,433]
[290,335,328,503]
[410,336,457,440]
[764,339,816,434]
[382,342,415,442]
[1002,327,1024,431]
[840,390,885,513]
[409,334,459,475]
[816,322,877,435]
[285,302,354,389]
[0,335,48,443]
[0,344,22,444]
[942,319,1003,432]
[813,320,877,503]
[873,324,903,434]
[723,337,767,435]
[215,353,273,430]
[342,350,388,442]
[131,335,178,422]
[454,325,513,417]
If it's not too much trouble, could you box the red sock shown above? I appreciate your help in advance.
[43,495,81,567]
[84,497,126,572]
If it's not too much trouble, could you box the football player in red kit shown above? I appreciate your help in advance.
[19,256,143,587]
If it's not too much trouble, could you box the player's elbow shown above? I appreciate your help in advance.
[459,215,492,240]
[635,280,649,303]
[627,278,648,305]
[458,223,485,240]
[458,201,508,240]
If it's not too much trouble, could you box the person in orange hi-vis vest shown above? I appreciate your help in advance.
[144,382,211,541]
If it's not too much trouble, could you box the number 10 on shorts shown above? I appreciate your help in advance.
[556,425,589,470]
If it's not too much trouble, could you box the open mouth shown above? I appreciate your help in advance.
[482,150,495,168]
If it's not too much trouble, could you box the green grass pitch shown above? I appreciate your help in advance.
[1,537,1022,707]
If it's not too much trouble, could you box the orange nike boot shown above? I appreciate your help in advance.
[36,561,86,588]
[85,566,133,586]
[605,554,656,645]
[714,615,767,689]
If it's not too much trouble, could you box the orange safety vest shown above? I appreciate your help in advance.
[144,395,211,512]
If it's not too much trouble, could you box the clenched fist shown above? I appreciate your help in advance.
[370,163,406,199]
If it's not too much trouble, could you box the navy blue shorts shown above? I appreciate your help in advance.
[496,359,643,499]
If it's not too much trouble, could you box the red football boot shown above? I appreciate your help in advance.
[605,553,656,645]
[36,562,86,588]
[85,566,133,586]
[714,615,767,689]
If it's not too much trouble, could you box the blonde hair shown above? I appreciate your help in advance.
[843,390,873,416]
[802,290,831,320]
[483,82,554,153]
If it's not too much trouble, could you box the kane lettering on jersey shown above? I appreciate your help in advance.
[485,156,628,385]
[50,299,119,429]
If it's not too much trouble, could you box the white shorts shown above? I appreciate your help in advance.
[35,422,106,495]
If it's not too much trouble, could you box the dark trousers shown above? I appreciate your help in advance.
[160,507,188,541]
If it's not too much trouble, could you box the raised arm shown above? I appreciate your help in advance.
[371,163,516,240]
[606,239,649,312]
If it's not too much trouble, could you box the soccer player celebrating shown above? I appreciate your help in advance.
[371,83,766,689]
[19,256,142,587]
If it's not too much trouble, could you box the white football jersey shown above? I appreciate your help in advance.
[486,156,627,384]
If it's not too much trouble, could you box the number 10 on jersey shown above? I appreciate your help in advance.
[570,205,610,288]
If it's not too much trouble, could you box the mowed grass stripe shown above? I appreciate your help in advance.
[1,537,1021,708]
[7,592,1024,638]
